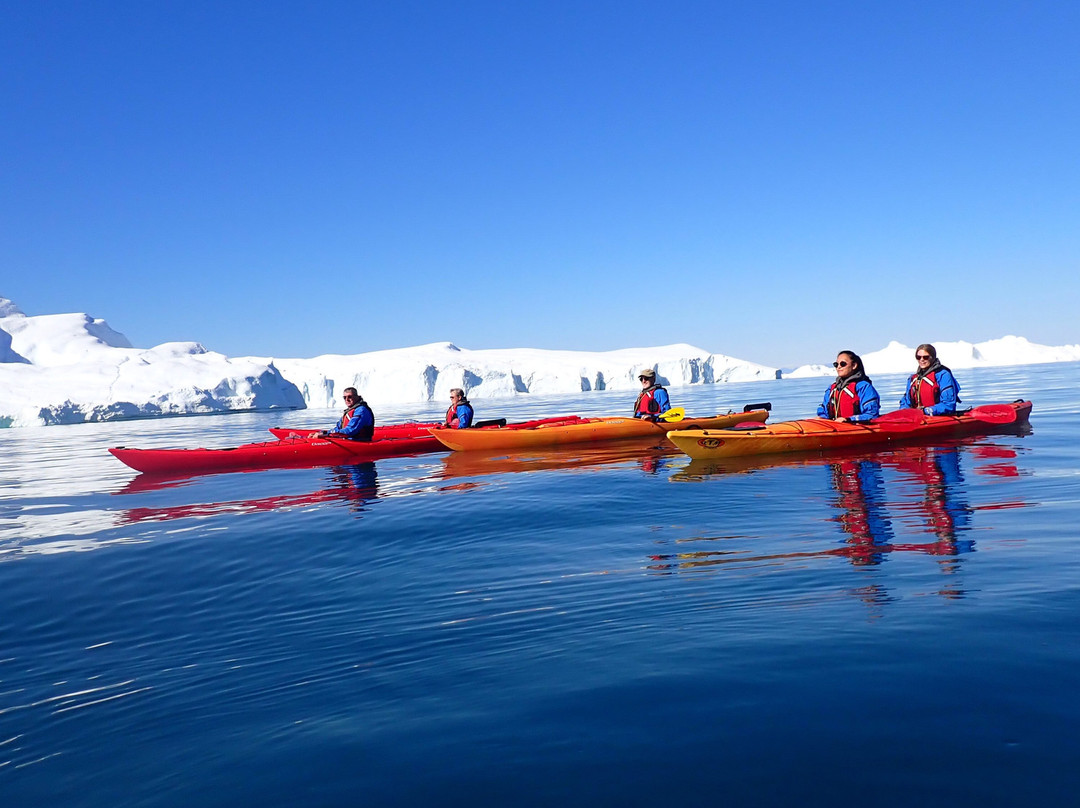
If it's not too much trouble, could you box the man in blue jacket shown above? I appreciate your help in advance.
[633,369,671,421]
[318,387,375,441]
[445,388,475,429]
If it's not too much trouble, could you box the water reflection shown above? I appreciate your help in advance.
[829,458,894,566]
[117,462,379,524]
[436,440,676,481]
[113,440,678,527]
[653,441,1027,601]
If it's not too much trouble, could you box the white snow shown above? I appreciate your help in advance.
[261,342,778,409]
[0,298,305,427]
[787,337,1080,377]
[1,295,1078,427]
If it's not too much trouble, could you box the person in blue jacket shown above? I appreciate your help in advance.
[444,388,475,429]
[633,368,671,421]
[899,343,961,415]
[818,350,880,422]
[318,387,375,441]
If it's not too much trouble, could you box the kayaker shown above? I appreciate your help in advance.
[318,387,375,441]
[633,368,671,421]
[899,343,961,415]
[818,351,880,423]
[444,388,475,429]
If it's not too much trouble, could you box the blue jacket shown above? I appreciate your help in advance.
[818,379,881,422]
[329,403,375,441]
[447,402,474,429]
[899,367,960,416]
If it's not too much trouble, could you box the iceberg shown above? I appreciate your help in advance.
[786,337,1080,378]
[1,295,1077,428]
[262,342,779,409]
[0,298,305,427]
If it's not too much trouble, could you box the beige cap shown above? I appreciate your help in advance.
[638,368,656,379]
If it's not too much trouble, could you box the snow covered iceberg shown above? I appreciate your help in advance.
[264,342,779,409]
[0,298,305,427]
[785,337,1080,378]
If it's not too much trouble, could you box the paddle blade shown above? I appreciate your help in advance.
[659,407,685,422]
[966,404,1018,424]
[871,409,926,431]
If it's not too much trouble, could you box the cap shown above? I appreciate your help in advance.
[638,368,656,379]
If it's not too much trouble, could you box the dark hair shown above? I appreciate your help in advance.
[343,386,358,396]
[837,350,863,372]
[916,343,937,359]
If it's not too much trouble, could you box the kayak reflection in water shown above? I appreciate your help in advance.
[830,459,894,566]
[899,343,961,416]
[317,387,375,441]
[891,446,973,556]
[119,461,381,523]
[633,368,671,422]
[326,461,379,513]
[818,350,881,423]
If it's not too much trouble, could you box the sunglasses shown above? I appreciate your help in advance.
[916,354,932,360]
[832,361,850,368]
[343,395,355,401]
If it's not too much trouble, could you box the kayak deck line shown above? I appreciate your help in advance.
[429,408,772,452]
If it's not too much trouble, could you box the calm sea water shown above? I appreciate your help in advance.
[2,363,1079,807]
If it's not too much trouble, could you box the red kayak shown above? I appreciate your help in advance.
[110,415,588,475]
[267,423,439,441]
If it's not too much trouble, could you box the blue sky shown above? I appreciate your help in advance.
[2,1,1077,368]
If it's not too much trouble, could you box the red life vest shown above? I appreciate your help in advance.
[445,401,474,428]
[907,371,939,407]
[339,404,362,430]
[827,383,861,419]
[634,387,662,416]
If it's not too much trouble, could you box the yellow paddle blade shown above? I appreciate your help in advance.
[659,407,685,422]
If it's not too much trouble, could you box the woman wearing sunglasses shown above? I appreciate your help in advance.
[899,343,961,415]
[817,350,880,423]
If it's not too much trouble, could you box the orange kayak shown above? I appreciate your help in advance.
[428,408,771,451]
[666,401,1032,460]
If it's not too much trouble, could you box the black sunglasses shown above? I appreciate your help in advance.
[916,354,932,360]
[833,361,850,368]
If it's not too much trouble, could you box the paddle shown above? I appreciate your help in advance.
[964,404,1018,424]
[862,409,927,432]
[877,404,1018,426]
[659,407,685,422]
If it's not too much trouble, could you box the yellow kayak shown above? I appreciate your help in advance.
[429,408,770,452]
[667,401,1032,460]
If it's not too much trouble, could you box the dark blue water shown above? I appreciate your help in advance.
[2,363,1079,806]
